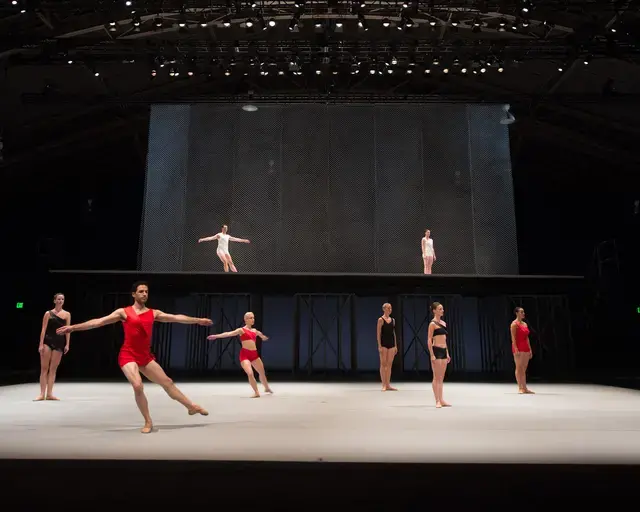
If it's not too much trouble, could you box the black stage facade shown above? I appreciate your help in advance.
[43,270,585,381]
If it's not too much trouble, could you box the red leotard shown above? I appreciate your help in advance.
[512,321,530,354]
[118,306,156,368]
[239,327,259,362]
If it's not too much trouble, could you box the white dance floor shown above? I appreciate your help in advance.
[1,382,640,464]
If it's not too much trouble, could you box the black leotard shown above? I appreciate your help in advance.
[380,317,396,349]
[44,311,66,352]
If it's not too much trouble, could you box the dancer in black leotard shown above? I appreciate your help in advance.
[427,301,451,408]
[37,293,71,401]
[377,303,398,391]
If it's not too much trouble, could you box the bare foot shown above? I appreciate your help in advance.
[524,389,535,394]
[441,401,451,407]
[46,395,60,401]
[435,402,442,408]
[518,388,526,394]
[188,405,209,416]
[387,386,398,391]
[231,265,238,272]
[141,423,153,434]
[251,393,260,398]
[264,387,273,394]
[34,395,45,401]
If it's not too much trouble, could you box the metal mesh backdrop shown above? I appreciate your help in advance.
[139,103,518,274]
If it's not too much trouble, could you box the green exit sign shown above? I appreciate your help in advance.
[16,302,24,309]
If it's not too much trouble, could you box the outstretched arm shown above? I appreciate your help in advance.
[154,311,212,326]
[57,309,125,335]
[255,330,269,341]
[198,234,220,243]
[207,327,244,340]
[229,236,250,244]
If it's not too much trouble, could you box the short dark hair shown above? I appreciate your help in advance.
[131,281,149,293]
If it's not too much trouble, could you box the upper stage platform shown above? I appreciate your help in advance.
[48,270,584,296]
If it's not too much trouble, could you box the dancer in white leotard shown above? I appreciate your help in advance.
[198,225,250,272]
[421,229,436,274]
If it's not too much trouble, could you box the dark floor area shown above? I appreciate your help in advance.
[2,460,638,507]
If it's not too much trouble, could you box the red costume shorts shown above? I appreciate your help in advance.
[239,348,259,363]
[511,343,531,354]
[118,348,156,368]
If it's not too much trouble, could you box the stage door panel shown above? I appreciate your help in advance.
[467,105,519,274]
[297,296,352,372]
[328,106,376,273]
[262,296,295,370]
[140,104,191,271]
[182,105,234,271]
[375,107,425,273]
[421,105,476,274]
[356,296,389,371]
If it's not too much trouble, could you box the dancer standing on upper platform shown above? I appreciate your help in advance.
[36,293,70,401]
[207,312,272,398]
[57,281,211,434]
[377,303,398,391]
[511,307,534,394]
[421,229,436,274]
[198,224,250,273]
[428,302,451,408]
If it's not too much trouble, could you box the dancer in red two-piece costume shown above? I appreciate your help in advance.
[57,281,212,433]
[207,312,272,398]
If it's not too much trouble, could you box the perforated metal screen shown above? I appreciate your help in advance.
[139,103,518,274]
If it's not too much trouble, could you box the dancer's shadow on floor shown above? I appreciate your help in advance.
[151,423,210,431]
[104,423,210,433]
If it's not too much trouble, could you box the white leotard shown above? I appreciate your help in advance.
[422,237,434,258]
[217,233,230,254]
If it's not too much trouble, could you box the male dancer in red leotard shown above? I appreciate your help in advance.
[57,281,212,433]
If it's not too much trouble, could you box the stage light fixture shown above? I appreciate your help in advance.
[382,18,390,27]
